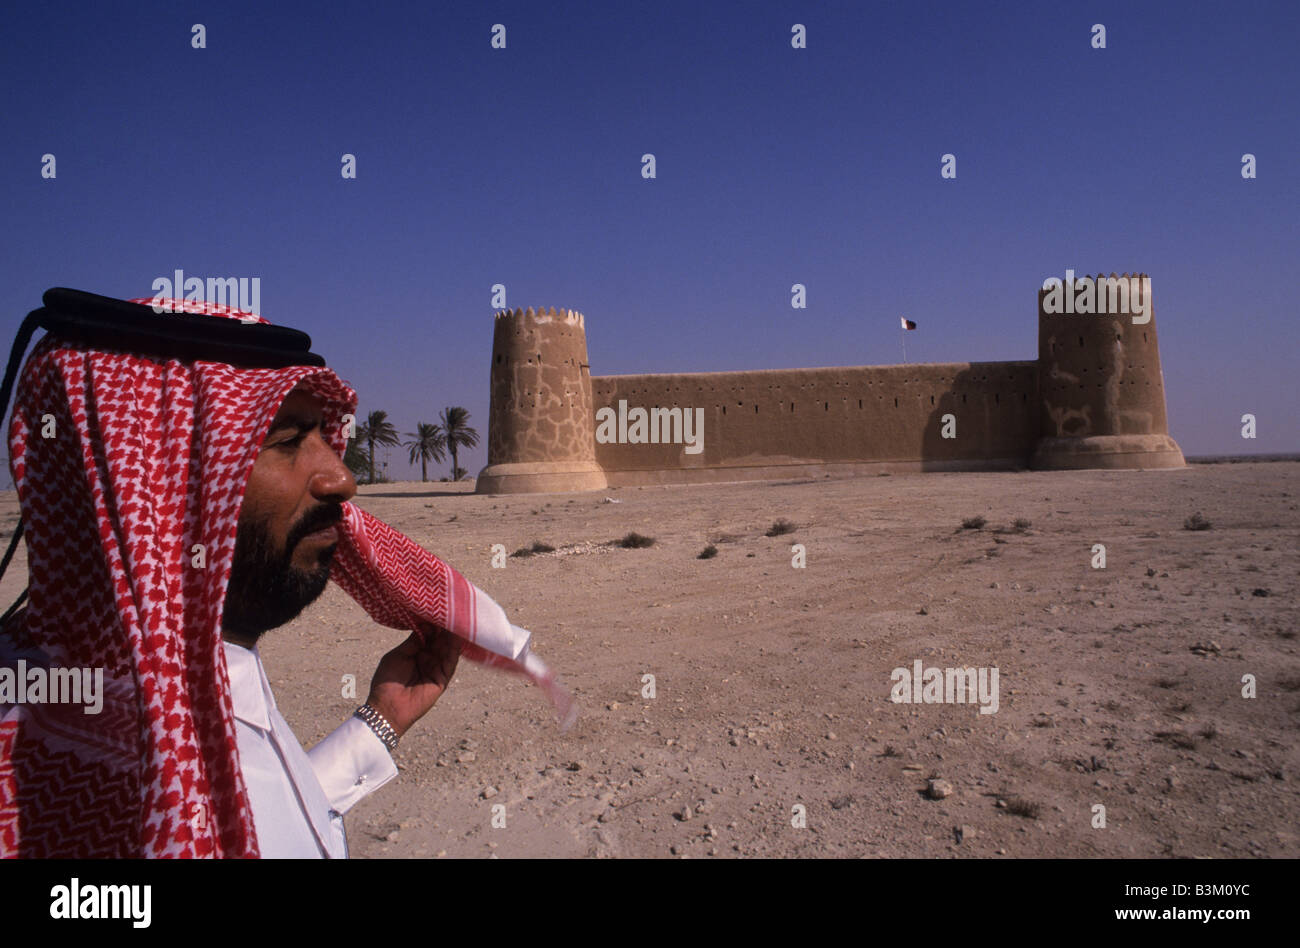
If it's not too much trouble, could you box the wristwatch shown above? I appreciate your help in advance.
[354,703,399,751]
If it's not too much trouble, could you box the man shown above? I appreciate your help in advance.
[218,384,462,857]
[0,290,573,857]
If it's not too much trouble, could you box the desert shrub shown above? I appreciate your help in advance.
[1005,797,1040,819]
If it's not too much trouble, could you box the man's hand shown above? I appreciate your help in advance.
[366,627,462,740]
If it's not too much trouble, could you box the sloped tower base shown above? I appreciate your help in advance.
[475,460,609,495]
[1031,434,1185,471]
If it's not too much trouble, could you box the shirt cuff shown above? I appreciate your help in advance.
[307,714,400,815]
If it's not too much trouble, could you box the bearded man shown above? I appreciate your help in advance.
[0,288,573,857]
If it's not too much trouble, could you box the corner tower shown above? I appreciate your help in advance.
[475,306,607,494]
[1032,273,1185,470]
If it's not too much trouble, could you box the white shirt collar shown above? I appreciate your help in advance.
[223,640,273,731]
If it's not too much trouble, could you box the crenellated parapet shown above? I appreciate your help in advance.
[492,305,586,329]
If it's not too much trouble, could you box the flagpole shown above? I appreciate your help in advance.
[901,325,907,364]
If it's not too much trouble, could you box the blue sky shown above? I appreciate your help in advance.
[3,0,1297,478]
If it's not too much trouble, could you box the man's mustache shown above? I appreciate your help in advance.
[286,504,344,553]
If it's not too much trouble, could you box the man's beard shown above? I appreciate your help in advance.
[221,504,343,645]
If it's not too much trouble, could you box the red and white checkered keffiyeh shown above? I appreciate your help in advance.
[0,295,575,858]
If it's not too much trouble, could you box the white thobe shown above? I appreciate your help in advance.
[223,641,398,858]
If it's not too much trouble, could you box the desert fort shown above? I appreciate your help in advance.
[477,274,1185,494]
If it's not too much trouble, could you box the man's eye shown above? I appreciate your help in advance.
[280,432,308,448]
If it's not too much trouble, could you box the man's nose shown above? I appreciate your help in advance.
[309,436,357,503]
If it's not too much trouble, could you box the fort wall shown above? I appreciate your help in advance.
[590,361,1039,486]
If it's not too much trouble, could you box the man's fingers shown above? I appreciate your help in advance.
[407,628,460,683]
[438,629,462,675]
[443,633,462,675]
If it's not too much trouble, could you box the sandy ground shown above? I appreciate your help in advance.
[2,462,1297,858]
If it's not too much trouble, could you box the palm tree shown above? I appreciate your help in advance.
[439,407,480,481]
[362,410,401,485]
[404,422,447,482]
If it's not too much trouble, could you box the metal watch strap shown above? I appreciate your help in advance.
[354,703,399,751]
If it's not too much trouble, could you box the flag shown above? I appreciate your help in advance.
[900,317,917,330]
